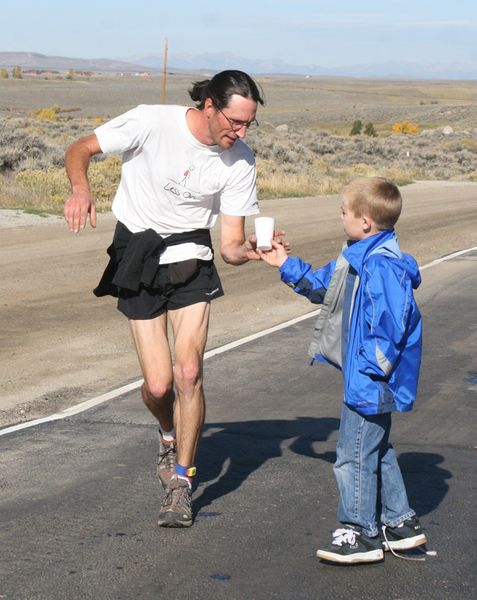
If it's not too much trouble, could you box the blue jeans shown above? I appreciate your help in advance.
[333,403,415,538]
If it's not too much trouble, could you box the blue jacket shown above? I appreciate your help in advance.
[279,230,422,415]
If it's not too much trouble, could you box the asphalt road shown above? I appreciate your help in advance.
[1,181,477,427]
[1,248,476,599]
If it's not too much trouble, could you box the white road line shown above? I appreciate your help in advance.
[419,246,477,271]
[203,309,321,359]
[1,245,476,437]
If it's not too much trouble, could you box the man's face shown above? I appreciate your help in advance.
[206,94,258,149]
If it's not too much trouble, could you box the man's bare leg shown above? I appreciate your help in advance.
[129,313,178,490]
[129,303,210,527]
[128,303,210,462]
[169,301,210,468]
[128,313,175,432]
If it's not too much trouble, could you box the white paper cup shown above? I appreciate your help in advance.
[254,217,275,250]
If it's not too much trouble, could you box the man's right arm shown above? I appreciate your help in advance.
[64,134,103,233]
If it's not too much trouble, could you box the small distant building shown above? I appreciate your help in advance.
[23,69,60,77]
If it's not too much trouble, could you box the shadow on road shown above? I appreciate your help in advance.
[399,452,452,517]
[194,417,452,520]
[193,416,339,514]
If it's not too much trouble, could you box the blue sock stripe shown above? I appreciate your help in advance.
[175,464,197,477]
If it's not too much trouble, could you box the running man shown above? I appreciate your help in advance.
[64,70,278,527]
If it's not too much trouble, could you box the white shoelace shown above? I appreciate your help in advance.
[331,528,359,546]
[381,525,431,562]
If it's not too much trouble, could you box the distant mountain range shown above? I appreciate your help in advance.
[124,51,477,80]
[1,51,476,80]
[0,52,148,73]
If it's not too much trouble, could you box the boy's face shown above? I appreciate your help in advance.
[340,194,380,240]
[340,196,367,240]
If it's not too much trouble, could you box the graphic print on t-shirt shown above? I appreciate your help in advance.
[163,163,201,202]
[178,164,195,186]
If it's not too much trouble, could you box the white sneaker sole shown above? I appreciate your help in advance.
[383,534,427,551]
[316,548,384,564]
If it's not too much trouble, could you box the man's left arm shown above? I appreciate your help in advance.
[220,213,261,265]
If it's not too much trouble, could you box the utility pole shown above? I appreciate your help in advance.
[161,38,168,104]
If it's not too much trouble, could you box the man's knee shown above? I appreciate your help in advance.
[142,379,173,403]
[174,360,202,392]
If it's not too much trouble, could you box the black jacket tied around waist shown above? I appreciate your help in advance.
[94,222,213,298]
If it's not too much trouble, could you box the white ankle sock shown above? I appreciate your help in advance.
[160,428,176,442]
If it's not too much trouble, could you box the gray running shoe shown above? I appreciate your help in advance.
[157,437,177,489]
[157,475,192,528]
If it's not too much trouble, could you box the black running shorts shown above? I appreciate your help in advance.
[117,259,224,320]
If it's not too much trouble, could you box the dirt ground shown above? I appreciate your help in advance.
[1,180,476,427]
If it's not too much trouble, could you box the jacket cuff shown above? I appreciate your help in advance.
[279,256,301,284]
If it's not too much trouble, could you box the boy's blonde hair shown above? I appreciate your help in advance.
[341,177,402,229]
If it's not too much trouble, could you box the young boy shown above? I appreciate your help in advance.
[259,177,426,564]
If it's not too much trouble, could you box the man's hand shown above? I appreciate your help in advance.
[64,188,97,233]
[63,134,102,233]
[243,233,261,260]
[273,228,290,252]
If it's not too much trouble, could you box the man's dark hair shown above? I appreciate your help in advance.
[189,70,264,109]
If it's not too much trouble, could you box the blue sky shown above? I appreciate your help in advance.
[2,0,477,67]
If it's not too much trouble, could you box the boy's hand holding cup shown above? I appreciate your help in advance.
[254,217,289,268]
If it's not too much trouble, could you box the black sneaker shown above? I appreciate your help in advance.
[316,526,384,564]
[382,517,427,551]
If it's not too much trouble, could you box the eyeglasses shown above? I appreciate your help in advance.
[215,105,259,131]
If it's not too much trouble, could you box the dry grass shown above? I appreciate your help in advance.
[256,159,415,199]
[0,172,50,213]
[1,156,121,213]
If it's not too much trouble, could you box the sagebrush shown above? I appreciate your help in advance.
[1,109,476,213]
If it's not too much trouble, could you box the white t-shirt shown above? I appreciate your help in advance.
[94,104,260,263]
